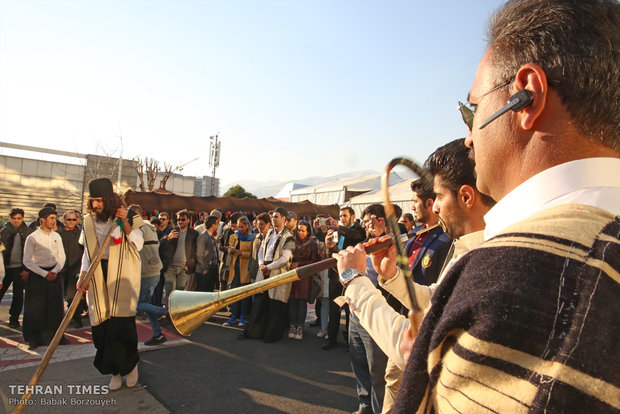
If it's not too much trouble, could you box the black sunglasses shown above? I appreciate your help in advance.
[457,79,511,131]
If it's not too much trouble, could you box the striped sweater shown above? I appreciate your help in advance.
[394,204,620,413]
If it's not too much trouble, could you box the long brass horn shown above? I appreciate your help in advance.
[169,225,439,336]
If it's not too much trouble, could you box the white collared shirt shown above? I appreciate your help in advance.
[23,228,66,277]
[258,227,293,271]
[484,157,620,240]
[79,219,144,272]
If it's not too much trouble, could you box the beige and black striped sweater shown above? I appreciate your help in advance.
[394,204,620,413]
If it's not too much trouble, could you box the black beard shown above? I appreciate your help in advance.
[95,211,113,222]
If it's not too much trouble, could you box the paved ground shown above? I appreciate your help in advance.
[0,287,356,413]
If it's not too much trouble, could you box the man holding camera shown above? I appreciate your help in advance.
[322,207,366,350]
[159,209,198,306]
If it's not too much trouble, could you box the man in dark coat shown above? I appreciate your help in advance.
[0,208,32,328]
[58,210,86,328]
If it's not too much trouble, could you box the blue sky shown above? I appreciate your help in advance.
[0,0,504,187]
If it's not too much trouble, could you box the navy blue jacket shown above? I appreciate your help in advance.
[405,225,452,286]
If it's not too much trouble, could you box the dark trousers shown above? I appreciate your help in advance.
[327,269,343,343]
[59,263,85,322]
[229,274,250,321]
[244,291,269,339]
[92,259,139,375]
[0,266,26,324]
[289,299,307,328]
[243,292,288,343]
[60,263,80,300]
[314,298,322,323]
[196,264,219,292]
[23,270,64,346]
[92,317,139,376]
[151,272,165,306]
[349,314,388,413]
[263,298,288,343]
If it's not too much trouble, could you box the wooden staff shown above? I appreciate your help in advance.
[14,225,115,414]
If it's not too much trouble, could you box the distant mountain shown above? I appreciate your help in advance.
[222,170,379,199]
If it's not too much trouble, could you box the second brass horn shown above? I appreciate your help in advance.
[168,226,440,336]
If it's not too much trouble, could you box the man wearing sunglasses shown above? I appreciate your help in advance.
[58,210,85,328]
[393,0,619,412]
[159,209,198,307]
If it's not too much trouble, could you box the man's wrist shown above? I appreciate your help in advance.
[339,268,365,288]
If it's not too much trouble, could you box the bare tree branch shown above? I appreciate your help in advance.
[146,158,159,191]
[135,158,146,192]
[159,162,173,190]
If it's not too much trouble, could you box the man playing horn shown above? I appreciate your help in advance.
[334,138,495,413]
[77,178,144,391]
[344,0,620,411]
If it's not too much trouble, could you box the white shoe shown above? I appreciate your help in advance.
[125,364,138,388]
[223,317,238,326]
[288,326,296,339]
[108,374,122,391]
[294,327,303,340]
[316,329,327,338]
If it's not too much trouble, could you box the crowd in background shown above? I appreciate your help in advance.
[0,185,449,412]
[0,200,428,349]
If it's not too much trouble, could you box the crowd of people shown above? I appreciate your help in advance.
[0,172,452,402]
[1,0,619,411]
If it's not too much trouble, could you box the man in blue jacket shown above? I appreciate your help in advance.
[406,179,452,287]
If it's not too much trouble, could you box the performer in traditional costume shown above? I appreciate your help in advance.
[77,178,144,391]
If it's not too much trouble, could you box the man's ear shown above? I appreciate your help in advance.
[513,63,548,130]
[425,199,434,211]
[458,185,476,209]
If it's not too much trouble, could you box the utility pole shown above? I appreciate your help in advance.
[208,134,221,196]
[117,135,123,193]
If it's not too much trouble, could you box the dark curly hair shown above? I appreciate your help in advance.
[86,192,125,222]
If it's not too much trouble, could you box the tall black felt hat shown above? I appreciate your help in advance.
[88,178,114,198]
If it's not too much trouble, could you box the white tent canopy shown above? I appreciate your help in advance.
[274,182,308,201]
[349,178,415,218]
[290,172,403,206]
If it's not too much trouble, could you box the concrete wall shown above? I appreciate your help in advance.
[1,151,217,221]
[153,173,195,196]
[0,155,85,222]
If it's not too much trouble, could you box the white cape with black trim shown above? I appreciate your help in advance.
[82,214,143,326]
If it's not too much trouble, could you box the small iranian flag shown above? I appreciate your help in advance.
[111,219,124,244]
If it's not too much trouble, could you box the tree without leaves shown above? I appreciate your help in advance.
[145,158,159,191]
[159,162,173,190]
[223,185,257,199]
[134,157,160,192]
[135,158,146,192]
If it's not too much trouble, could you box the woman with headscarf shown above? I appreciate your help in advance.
[288,220,320,340]
[223,216,255,327]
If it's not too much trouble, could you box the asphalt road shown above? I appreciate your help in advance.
[0,288,357,414]
[139,314,357,413]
